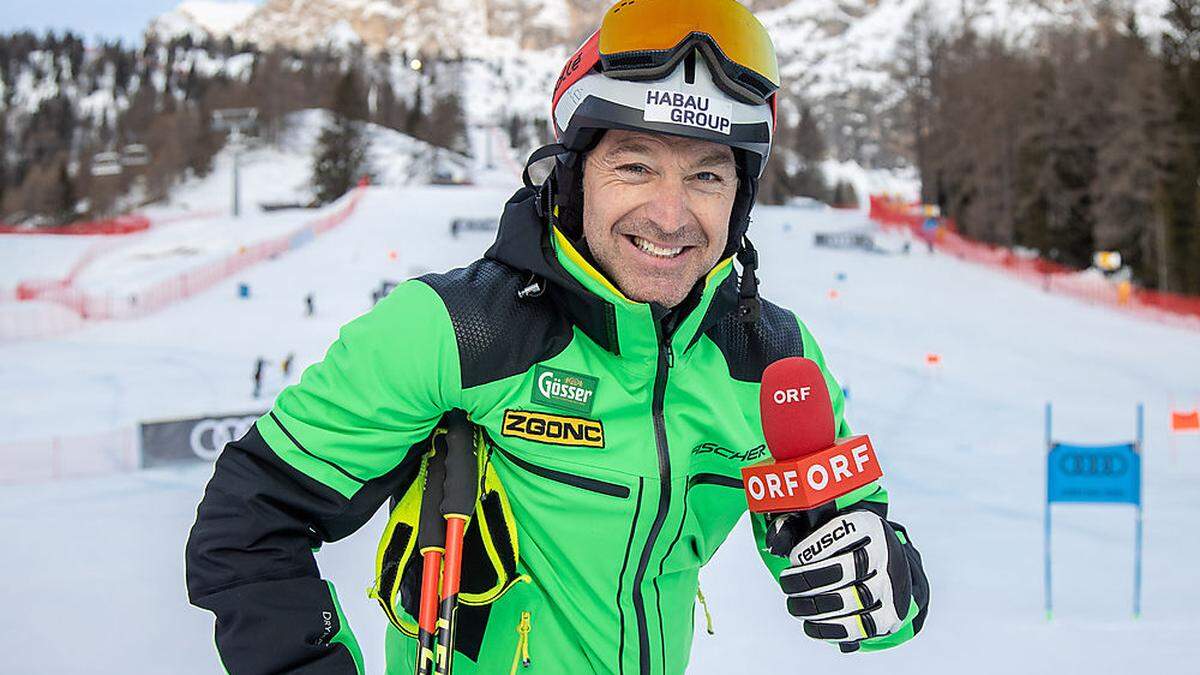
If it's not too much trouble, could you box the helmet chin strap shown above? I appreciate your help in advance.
[735,235,761,323]
[727,156,761,323]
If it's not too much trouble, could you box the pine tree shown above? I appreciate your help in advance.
[311,71,371,204]
[54,159,75,224]
[1091,17,1174,288]
[1162,0,1200,294]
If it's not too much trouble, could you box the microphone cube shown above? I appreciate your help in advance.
[741,435,883,513]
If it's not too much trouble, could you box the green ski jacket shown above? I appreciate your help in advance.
[186,186,929,675]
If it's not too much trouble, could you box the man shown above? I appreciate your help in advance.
[252,356,266,399]
[186,1,930,673]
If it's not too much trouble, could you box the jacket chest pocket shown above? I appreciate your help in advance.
[485,438,640,591]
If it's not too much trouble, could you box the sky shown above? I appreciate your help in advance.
[1,0,255,45]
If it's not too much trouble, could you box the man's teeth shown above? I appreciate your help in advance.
[632,236,684,258]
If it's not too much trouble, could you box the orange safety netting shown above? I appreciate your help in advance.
[1172,410,1200,433]
[869,196,1200,330]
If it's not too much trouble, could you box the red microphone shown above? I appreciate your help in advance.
[741,357,882,514]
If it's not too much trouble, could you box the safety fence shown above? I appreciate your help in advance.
[0,409,267,485]
[0,428,139,485]
[0,214,150,235]
[869,196,1200,330]
[2,182,367,340]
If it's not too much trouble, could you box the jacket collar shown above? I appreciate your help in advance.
[485,186,741,364]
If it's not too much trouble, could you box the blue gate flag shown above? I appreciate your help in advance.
[1047,442,1141,506]
[1044,403,1144,620]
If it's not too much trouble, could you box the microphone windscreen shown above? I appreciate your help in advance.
[760,357,836,462]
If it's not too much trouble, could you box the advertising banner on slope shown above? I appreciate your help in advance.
[140,411,265,468]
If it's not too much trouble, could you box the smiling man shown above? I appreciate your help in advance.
[582,132,738,308]
[186,1,929,674]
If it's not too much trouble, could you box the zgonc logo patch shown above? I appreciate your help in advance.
[502,410,604,448]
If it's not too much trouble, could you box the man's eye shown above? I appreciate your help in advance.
[618,164,649,175]
[695,171,724,182]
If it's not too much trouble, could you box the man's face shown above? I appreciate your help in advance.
[581,130,738,308]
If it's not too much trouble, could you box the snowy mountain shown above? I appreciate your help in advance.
[147,0,593,54]
[146,1,259,43]
[0,0,1178,226]
[143,0,1173,164]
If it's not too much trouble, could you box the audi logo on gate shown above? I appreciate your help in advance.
[190,416,258,461]
[1058,452,1129,477]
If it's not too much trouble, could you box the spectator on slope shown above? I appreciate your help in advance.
[252,357,266,399]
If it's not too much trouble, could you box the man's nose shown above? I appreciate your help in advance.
[642,178,693,235]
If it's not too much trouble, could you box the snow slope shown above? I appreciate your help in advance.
[1,178,1199,673]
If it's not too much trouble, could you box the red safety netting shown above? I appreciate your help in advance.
[869,196,1200,330]
[0,427,139,484]
[2,182,367,339]
[0,214,150,235]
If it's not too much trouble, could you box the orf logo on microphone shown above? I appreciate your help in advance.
[772,387,812,405]
[741,434,884,513]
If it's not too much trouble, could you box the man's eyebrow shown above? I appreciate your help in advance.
[604,141,735,169]
[689,151,735,169]
[604,140,658,159]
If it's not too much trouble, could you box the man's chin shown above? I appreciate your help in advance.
[617,280,691,308]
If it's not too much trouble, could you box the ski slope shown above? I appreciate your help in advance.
[2,175,1199,674]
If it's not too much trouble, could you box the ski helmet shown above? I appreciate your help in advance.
[525,0,777,319]
[551,0,779,181]
[527,0,780,319]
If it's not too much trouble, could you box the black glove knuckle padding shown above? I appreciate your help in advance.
[781,562,842,594]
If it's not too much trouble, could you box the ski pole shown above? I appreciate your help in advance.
[414,439,447,675]
[434,411,479,675]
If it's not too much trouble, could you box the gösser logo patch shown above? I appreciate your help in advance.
[643,89,733,135]
[531,365,598,414]
[502,410,605,448]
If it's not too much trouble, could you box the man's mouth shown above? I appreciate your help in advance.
[629,235,686,259]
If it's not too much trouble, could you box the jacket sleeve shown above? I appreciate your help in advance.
[185,280,462,674]
[749,318,930,650]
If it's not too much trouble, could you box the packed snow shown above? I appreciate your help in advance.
[1,123,1198,674]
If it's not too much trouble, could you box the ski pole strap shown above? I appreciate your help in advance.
[440,410,479,519]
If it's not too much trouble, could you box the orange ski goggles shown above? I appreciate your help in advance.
[597,0,780,105]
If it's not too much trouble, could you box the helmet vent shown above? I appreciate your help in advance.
[684,51,696,84]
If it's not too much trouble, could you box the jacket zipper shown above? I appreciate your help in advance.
[687,473,743,490]
[509,610,532,675]
[630,326,674,675]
